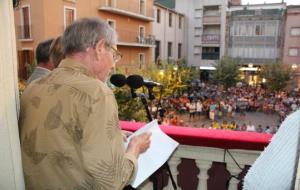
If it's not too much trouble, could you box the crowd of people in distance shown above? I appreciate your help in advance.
[149,83,300,134]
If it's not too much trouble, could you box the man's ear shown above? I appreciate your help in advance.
[95,39,106,54]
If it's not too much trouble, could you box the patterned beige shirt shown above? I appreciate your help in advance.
[19,58,137,190]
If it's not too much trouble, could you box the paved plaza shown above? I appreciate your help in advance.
[177,111,280,130]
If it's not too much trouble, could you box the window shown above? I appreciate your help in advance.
[157,9,161,23]
[179,16,182,29]
[289,48,299,56]
[178,43,182,59]
[194,27,201,37]
[155,40,160,61]
[139,53,145,69]
[107,19,115,29]
[194,46,201,55]
[139,26,145,38]
[106,0,115,7]
[168,42,172,57]
[139,0,145,15]
[169,12,172,27]
[64,7,76,29]
[138,26,145,43]
[291,27,300,36]
[255,24,265,36]
[194,9,202,18]
[20,5,31,39]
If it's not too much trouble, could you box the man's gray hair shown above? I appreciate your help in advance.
[62,18,117,55]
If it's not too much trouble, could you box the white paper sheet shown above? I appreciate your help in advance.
[125,120,179,188]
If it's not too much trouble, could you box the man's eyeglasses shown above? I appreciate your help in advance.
[107,44,122,63]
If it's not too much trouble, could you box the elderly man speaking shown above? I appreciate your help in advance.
[19,18,151,190]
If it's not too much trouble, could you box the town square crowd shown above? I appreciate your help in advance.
[150,83,300,134]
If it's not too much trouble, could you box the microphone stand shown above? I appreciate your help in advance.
[138,91,177,190]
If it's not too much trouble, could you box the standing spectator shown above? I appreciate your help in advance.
[256,124,263,133]
[49,36,65,68]
[26,39,54,85]
[247,121,256,132]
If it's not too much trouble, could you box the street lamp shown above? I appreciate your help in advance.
[291,64,298,71]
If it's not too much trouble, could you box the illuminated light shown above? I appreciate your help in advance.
[292,64,298,71]
[199,66,216,70]
[262,78,266,83]
[239,67,258,71]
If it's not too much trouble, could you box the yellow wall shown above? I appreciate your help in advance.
[14,0,154,76]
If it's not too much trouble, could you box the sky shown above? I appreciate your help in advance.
[242,0,300,5]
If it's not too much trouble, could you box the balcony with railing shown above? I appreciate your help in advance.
[202,34,220,45]
[121,121,271,190]
[99,0,154,21]
[203,15,221,25]
[116,29,155,47]
[203,6,221,25]
[202,52,220,60]
[17,25,32,40]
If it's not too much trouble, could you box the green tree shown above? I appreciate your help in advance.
[260,63,291,92]
[113,87,147,122]
[140,59,195,96]
[112,59,196,121]
[211,57,241,89]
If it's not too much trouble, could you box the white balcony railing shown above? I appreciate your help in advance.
[202,34,220,44]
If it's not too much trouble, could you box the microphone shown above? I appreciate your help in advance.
[110,74,127,87]
[144,80,162,88]
[126,75,144,89]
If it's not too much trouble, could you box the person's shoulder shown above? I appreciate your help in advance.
[48,69,113,98]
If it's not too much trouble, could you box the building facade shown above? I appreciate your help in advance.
[14,0,155,79]
[153,2,185,63]
[226,3,286,85]
[283,5,300,88]
[226,3,286,66]
[174,0,233,68]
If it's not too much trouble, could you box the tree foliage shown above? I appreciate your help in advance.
[113,60,196,121]
[113,87,148,122]
[211,57,241,89]
[259,63,291,92]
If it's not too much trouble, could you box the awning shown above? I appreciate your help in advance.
[200,66,216,70]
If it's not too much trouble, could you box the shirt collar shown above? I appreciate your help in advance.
[58,58,96,78]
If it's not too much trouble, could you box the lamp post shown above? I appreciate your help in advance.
[291,64,299,89]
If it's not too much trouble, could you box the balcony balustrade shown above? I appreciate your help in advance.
[121,121,271,190]
[99,0,154,21]
[203,14,221,25]
[202,34,220,44]
[202,52,220,60]
[116,29,155,47]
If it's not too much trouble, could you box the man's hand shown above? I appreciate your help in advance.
[126,132,152,159]
[121,130,133,142]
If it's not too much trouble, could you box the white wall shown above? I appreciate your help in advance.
[0,0,25,189]
[175,0,228,66]
[153,5,185,61]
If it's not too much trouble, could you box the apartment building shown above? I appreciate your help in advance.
[153,2,185,63]
[226,3,286,84]
[226,3,286,66]
[283,5,300,88]
[14,0,155,79]
[174,0,236,68]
